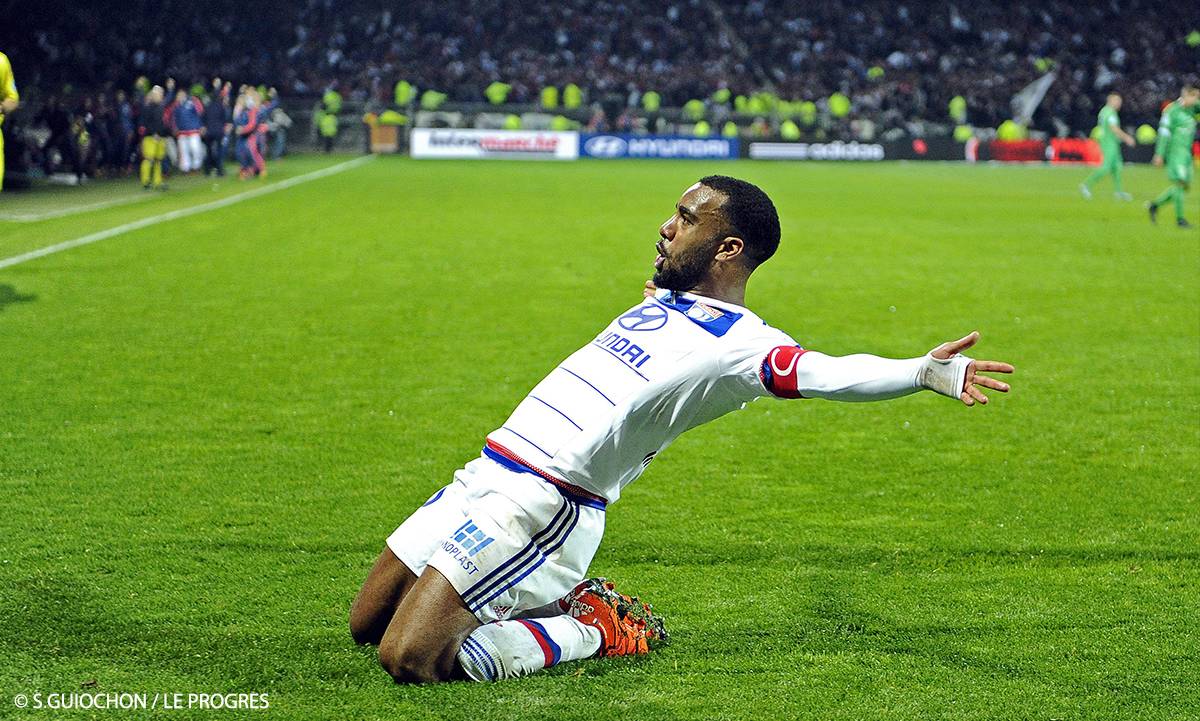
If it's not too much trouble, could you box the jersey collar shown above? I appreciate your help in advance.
[652,289,745,337]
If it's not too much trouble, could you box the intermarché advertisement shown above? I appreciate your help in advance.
[410,129,579,160]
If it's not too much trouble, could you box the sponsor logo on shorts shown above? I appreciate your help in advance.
[441,541,483,576]
[453,520,494,556]
[442,520,495,576]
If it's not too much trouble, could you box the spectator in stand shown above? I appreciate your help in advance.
[254,88,279,173]
[80,95,111,177]
[265,88,292,159]
[111,90,135,173]
[233,88,265,179]
[2,1,1194,143]
[202,77,231,176]
[157,79,178,173]
[165,87,205,173]
[35,96,83,183]
[221,81,235,165]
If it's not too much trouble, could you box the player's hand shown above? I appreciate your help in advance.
[1124,137,1135,148]
[1152,155,1164,167]
[643,279,657,298]
[930,331,1014,406]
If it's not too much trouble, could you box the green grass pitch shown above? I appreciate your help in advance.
[1,156,1197,720]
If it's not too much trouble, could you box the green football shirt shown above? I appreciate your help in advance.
[1097,105,1120,148]
[1155,101,1197,161]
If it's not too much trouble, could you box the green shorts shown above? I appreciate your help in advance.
[1166,155,1193,185]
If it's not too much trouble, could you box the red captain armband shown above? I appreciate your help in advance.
[759,345,809,399]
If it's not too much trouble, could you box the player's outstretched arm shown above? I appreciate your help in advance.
[761,331,1012,406]
[641,279,1012,406]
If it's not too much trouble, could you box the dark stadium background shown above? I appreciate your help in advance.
[2,0,1196,171]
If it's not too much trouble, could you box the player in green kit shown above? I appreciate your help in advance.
[1080,93,1135,200]
[1146,85,1199,229]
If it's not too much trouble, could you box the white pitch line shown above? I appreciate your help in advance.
[0,155,375,271]
[0,191,158,222]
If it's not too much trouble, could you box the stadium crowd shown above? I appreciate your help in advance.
[4,0,1197,151]
[3,76,297,185]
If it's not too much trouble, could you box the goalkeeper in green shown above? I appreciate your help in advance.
[1147,85,1199,229]
[1080,93,1135,200]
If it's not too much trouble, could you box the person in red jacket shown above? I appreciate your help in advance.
[233,88,265,180]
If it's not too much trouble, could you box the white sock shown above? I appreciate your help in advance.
[516,598,568,618]
[457,615,601,681]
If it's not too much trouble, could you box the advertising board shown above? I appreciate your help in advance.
[410,129,579,160]
[580,134,738,159]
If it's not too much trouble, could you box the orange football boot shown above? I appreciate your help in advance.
[559,578,668,657]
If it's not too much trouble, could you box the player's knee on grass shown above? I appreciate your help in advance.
[375,566,479,683]
[377,638,432,684]
[377,630,462,684]
[349,548,419,646]
[348,604,384,646]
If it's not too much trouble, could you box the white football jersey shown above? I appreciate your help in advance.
[483,289,798,506]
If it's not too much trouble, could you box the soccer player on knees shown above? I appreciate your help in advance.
[1147,85,1199,229]
[350,176,1014,683]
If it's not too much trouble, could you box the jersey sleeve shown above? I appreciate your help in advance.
[721,333,931,403]
[717,328,804,402]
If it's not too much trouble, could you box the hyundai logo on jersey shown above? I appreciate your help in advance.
[594,331,652,369]
[617,304,669,331]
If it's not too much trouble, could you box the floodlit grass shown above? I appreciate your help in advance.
[1,157,1197,720]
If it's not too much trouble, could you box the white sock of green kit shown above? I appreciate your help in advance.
[456,616,601,681]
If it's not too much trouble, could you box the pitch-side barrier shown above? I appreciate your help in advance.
[409,129,1154,165]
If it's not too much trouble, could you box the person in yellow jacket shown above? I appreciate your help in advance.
[0,51,20,191]
[139,86,168,189]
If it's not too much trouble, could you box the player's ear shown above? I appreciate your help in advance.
[715,235,745,263]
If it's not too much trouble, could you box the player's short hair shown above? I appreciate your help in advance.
[698,175,781,269]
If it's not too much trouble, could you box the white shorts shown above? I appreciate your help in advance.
[386,455,605,623]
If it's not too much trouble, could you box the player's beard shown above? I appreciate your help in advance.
[653,234,720,292]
